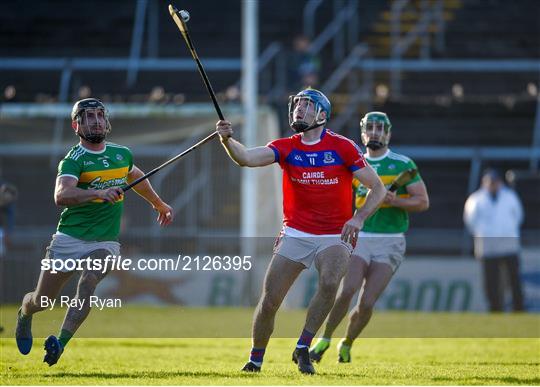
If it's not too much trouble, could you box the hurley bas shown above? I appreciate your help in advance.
[41,296,121,311]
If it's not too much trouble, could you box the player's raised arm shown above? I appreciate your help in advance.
[216,120,276,167]
[341,165,385,244]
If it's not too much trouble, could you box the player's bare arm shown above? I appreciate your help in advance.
[384,181,429,212]
[54,176,123,206]
[341,165,385,244]
[216,120,275,167]
[127,165,173,226]
[353,164,386,219]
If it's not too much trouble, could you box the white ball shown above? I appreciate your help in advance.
[179,10,190,22]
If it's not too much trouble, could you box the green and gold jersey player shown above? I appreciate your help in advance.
[15,98,174,366]
[310,111,430,364]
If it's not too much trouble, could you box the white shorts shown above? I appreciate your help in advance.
[273,226,352,268]
[352,232,406,272]
[45,232,121,273]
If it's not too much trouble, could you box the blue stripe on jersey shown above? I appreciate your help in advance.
[285,150,344,167]
[268,145,279,163]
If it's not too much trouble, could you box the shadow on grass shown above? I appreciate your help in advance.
[441,361,540,366]
[432,376,540,385]
[43,370,264,379]
[104,341,193,349]
[78,340,239,349]
[42,370,373,380]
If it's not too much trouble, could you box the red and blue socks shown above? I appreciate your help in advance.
[249,347,265,367]
[296,328,315,348]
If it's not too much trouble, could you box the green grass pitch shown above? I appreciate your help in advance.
[1,305,539,385]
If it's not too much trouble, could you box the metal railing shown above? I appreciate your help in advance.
[303,0,325,39]
[0,56,241,172]
[393,145,540,254]
[327,57,540,134]
[127,0,149,86]
[321,44,371,130]
[308,0,359,62]
[391,0,447,95]
[232,41,285,101]
[531,95,540,172]
[240,0,361,104]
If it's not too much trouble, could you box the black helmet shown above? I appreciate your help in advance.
[71,98,111,143]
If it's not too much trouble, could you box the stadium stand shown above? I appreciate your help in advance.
[330,0,539,247]
[0,0,538,302]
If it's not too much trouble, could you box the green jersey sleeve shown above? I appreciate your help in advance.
[404,158,422,186]
[57,158,82,180]
[128,149,134,172]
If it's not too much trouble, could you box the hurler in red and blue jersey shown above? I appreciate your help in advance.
[267,88,367,235]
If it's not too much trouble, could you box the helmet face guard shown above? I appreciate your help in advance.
[71,98,111,144]
[360,112,391,150]
[288,88,331,133]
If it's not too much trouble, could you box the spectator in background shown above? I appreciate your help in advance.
[0,169,17,335]
[0,170,18,258]
[288,35,321,92]
[463,168,525,312]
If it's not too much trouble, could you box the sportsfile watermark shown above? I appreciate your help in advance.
[41,254,253,274]
[5,238,538,339]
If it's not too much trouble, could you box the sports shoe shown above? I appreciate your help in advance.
[309,338,330,363]
[241,361,261,372]
[15,308,33,355]
[43,335,64,366]
[337,339,351,363]
[292,347,315,375]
